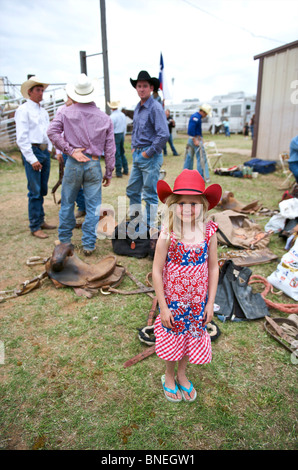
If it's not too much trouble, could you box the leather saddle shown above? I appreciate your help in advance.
[45,243,126,297]
[218,191,261,214]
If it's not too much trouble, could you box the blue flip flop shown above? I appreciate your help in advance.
[177,380,197,402]
[161,375,182,403]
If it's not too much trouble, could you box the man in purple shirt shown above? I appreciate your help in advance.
[47,74,115,255]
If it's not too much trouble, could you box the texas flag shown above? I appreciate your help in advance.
[159,53,172,101]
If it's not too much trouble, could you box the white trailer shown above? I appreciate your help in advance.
[170,92,256,134]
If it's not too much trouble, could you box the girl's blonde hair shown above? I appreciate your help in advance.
[161,193,209,240]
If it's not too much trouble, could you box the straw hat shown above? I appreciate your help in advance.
[21,76,49,99]
[157,169,222,210]
[66,73,98,104]
[200,103,212,117]
[107,100,120,109]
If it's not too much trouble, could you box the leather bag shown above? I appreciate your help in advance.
[112,219,156,259]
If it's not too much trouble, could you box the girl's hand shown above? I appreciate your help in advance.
[203,302,214,326]
[160,307,174,329]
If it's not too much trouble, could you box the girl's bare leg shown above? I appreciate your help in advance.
[177,356,196,400]
[164,360,182,400]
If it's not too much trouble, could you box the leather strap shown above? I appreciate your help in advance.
[147,297,158,326]
[265,316,295,346]
[102,270,155,298]
[123,345,155,368]
[32,144,48,151]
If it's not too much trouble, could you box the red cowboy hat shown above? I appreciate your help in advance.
[157,169,222,210]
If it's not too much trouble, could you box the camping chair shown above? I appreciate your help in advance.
[204,141,224,169]
[279,152,295,189]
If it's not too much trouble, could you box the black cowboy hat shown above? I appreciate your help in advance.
[130,70,160,89]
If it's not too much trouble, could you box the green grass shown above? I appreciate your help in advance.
[0,134,297,451]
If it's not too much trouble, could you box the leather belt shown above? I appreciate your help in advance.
[85,153,100,160]
[32,144,48,151]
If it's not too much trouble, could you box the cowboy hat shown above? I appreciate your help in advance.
[66,73,98,104]
[107,100,120,109]
[21,76,49,99]
[130,70,160,90]
[157,169,222,210]
[200,103,212,117]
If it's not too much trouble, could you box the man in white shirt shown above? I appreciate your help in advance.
[108,100,128,177]
[15,76,56,239]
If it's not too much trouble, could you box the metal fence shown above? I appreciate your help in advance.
[0,86,65,150]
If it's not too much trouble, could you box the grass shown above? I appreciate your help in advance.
[0,133,297,451]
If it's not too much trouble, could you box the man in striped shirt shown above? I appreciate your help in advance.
[47,74,115,256]
[126,71,169,230]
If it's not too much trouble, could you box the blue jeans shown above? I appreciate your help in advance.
[164,134,179,156]
[289,161,298,182]
[183,137,210,180]
[59,156,102,250]
[114,132,128,176]
[22,147,51,232]
[126,147,163,228]
[62,154,85,211]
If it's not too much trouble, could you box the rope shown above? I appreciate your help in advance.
[248,275,298,314]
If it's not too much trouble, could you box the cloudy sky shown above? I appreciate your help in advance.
[1,0,297,109]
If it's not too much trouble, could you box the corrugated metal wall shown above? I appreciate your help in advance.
[256,46,298,161]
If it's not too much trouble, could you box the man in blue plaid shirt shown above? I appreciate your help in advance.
[126,71,169,229]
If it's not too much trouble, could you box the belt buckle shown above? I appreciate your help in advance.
[40,144,47,151]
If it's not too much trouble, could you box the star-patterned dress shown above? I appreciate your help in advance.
[154,220,218,364]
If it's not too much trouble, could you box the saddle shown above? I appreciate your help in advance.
[45,243,126,297]
[218,191,261,214]
[209,210,270,250]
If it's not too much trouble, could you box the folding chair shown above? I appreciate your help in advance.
[279,152,295,189]
[204,141,224,169]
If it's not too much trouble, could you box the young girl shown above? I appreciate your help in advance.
[153,169,222,402]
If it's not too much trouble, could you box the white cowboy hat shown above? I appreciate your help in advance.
[107,100,120,109]
[200,103,212,117]
[66,73,98,104]
[20,76,49,99]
